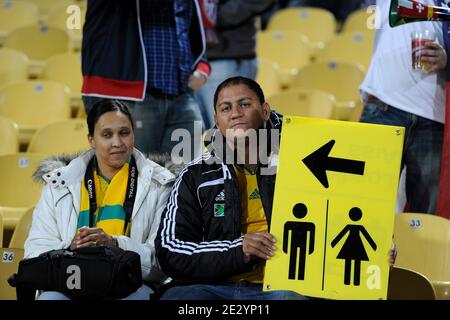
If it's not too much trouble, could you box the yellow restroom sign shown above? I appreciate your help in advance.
[263,116,404,300]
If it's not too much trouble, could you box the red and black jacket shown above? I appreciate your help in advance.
[81,0,210,101]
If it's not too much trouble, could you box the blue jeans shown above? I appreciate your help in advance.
[360,102,444,213]
[83,92,203,159]
[37,284,153,300]
[160,282,307,300]
[194,59,258,129]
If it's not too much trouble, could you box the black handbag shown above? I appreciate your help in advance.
[9,245,142,300]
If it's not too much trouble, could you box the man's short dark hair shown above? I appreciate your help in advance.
[213,76,265,112]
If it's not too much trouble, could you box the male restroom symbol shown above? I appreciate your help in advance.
[283,203,316,280]
[331,207,377,286]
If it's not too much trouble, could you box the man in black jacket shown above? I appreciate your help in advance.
[155,77,305,300]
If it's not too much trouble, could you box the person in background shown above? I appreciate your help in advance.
[195,0,274,129]
[359,0,447,214]
[81,0,210,159]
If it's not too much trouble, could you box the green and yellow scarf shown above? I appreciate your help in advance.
[78,158,131,236]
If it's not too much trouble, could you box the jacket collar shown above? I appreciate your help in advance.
[41,148,175,187]
[205,111,282,177]
[41,149,175,212]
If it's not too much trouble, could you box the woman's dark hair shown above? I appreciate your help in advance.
[86,100,134,136]
[213,76,265,112]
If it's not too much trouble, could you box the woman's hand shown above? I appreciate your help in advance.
[69,227,114,250]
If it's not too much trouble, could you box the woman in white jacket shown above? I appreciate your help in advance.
[25,100,177,300]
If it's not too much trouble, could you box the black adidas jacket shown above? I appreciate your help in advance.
[155,112,283,281]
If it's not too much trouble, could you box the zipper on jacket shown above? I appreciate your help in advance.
[226,164,243,239]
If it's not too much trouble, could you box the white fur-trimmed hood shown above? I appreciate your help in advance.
[33,150,183,183]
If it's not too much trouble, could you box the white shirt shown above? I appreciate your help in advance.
[360,0,446,123]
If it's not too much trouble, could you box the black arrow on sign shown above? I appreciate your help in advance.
[302,140,365,188]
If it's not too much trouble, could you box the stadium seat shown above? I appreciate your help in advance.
[0,248,24,299]
[0,80,72,144]
[3,25,70,77]
[27,119,90,155]
[0,0,38,45]
[0,213,3,248]
[343,8,377,33]
[257,30,312,88]
[267,89,335,120]
[0,153,47,231]
[0,48,30,88]
[76,105,87,119]
[0,116,19,156]
[291,62,366,121]
[434,281,450,300]
[318,31,374,71]
[267,7,337,51]
[47,2,86,51]
[8,207,33,249]
[387,266,436,300]
[41,52,82,110]
[394,213,450,300]
[256,58,281,99]
[21,0,73,20]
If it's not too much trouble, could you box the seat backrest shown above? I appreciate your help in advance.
[0,1,38,35]
[0,153,47,208]
[267,88,335,120]
[267,7,336,49]
[387,266,436,300]
[256,58,281,99]
[257,30,312,72]
[22,0,73,18]
[0,48,30,88]
[76,105,87,119]
[342,8,375,33]
[319,31,375,71]
[0,248,24,299]
[0,80,71,128]
[0,213,3,248]
[9,207,34,249]
[0,116,19,156]
[47,2,86,50]
[257,30,312,87]
[28,119,90,154]
[292,61,366,104]
[4,25,69,61]
[41,53,82,96]
[394,213,450,282]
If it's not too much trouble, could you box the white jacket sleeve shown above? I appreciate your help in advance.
[114,183,171,281]
[24,185,72,259]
